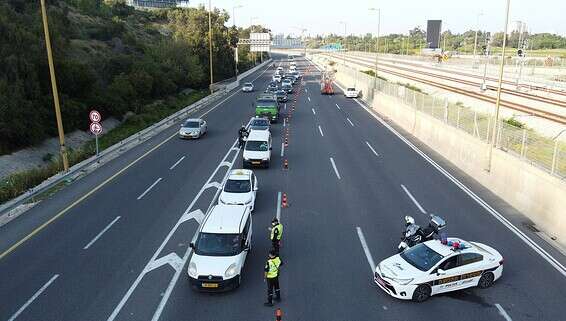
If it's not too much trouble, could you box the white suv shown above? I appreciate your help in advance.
[345,87,360,98]
[188,205,252,291]
[243,130,272,168]
[219,169,258,211]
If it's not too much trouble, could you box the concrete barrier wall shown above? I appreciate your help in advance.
[309,54,566,246]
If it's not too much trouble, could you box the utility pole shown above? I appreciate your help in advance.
[40,0,69,171]
[487,0,511,172]
[208,0,214,94]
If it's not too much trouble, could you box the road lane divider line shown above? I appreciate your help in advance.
[336,103,341,110]
[137,178,162,200]
[330,157,341,180]
[83,216,121,250]
[8,274,60,321]
[347,92,566,277]
[281,143,285,157]
[169,156,185,170]
[495,304,513,321]
[365,141,380,157]
[347,118,355,127]
[284,103,287,110]
[312,108,316,115]
[276,192,282,221]
[308,96,311,102]
[318,125,324,137]
[0,63,272,262]
[401,184,427,214]
[356,227,376,272]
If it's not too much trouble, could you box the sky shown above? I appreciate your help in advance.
[189,0,565,36]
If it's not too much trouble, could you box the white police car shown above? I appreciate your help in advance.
[374,238,503,302]
[218,169,258,211]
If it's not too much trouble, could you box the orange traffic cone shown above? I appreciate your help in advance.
[282,193,288,208]
[275,308,282,321]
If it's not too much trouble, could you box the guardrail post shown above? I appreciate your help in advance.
[520,129,527,158]
[551,140,559,175]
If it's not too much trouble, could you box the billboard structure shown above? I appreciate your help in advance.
[426,20,442,49]
[250,33,271,52]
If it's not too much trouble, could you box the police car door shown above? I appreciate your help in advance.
[430,255,463,294]
[455,253,484,290]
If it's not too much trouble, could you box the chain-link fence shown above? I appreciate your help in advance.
[333,60,566,179]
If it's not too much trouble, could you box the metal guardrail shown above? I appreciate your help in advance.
[0,59,272,223]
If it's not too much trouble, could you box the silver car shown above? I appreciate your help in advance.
[179,118,207,139]
[242,82,254,92]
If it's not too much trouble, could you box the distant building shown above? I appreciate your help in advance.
[126,0,189,9]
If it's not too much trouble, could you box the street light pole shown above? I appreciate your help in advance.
[40,0,68,171]
[486,0,511,172]
[208,0,214,94]
[473,12,483,61]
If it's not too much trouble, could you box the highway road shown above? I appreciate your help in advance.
[1,54,565,321]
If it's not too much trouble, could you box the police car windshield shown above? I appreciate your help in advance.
[245,141,269,152]
[224,179,251,193]
[195,233,242,256]
[400,243,444,271]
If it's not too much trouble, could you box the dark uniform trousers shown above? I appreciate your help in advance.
[267,276,281,303]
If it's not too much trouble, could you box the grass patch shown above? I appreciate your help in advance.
[397,82,427,94]
[361,70,387,81]
[0,90,207,205]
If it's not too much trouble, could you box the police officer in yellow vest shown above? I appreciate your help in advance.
[264,250,282,306]
[269,217,283,256]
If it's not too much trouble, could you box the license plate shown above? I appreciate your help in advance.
[251,161,260,165]
[201,283,218,288]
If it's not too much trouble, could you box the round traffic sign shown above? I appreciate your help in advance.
[90,122,103,135]
[89,110,101,123]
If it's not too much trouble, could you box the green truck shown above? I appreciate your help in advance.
[254,94,279,122]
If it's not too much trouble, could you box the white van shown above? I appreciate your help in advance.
[242,130,272,168]
[188,204,252,291]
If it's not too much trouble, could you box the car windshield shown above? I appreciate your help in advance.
[347,88,356,91]
[183,121,200,128]
[400,243,444,271]
[195,233,242,256]
[224,179,251,193]
[245,140,269,151]
[244,83,252,87]
[251,119,269,127]
[257,99,276,106]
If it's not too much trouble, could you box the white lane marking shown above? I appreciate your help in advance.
[276,192,282,221]
[495,304,513,321]
[330,157,341,180]
[283,118,286,127]
[347,118,355,127]
[312,108,316,115]
[308,96,311,102]
[83,216,121,250]
[169,156,185,170]
[8,274,60,321]
[284,103,287,110]
[280,143,285,157]
[346,89,566,277]
[318,125,324,137]
[401,184,427,214]
[136,178,162,200]
[336,103,341,110]
[356,227,376,272]
[305,88,308,93]
[365,141,379,157]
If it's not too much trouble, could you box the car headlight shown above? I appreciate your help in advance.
[262,158,269,161]
[243,157,250,161]
[225,263,238,278]
[389,277,413,285]
[188,262,197,278]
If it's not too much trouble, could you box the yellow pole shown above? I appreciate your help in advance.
[486,0,511,172]
[208,0,214,94]
[40,0,69,171]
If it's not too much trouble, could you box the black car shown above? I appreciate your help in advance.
[275,90,288,103]
[282,84,293,94]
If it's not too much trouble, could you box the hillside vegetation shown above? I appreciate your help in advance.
[0,0,259,155]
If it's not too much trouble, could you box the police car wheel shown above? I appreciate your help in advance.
[478,272,495,289]
[412,285,431,302]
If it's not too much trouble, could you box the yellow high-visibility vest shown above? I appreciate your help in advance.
[266,257,281,278]
[270,223,283,241]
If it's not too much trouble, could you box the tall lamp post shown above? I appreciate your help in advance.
[473,12,484,62]
[40,0,69,171]
[339,21,347,65]
[208,0,214,94]
[486,0,511,172]
[369,7,381,90]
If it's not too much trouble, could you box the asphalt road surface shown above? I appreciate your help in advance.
[1,54,565,321]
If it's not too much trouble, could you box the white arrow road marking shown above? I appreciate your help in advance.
[8,274,59,321]
[137,178,162,200]
[145,253,184,273]
[204,182,221,190]
[83,216,121,250]
[180,209,205,225]
[401,184,427,214]
[356,227,376,272]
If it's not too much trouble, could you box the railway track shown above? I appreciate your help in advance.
[322,53,566,125]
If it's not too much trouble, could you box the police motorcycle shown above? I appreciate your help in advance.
[238,125,249,148]
[397,214,446,252]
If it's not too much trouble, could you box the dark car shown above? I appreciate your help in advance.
[282,84,293,94]
[275,90,288,103]
[249,117,271,131]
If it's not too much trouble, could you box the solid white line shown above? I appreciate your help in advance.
[276,192,282,221]
[312,108,316,115]
[308,96,311,102]
[365,141,379,157]
[284,103,287,110]
[356,227,376,272]
[137,178,162,200]
[330,157,341,180]
[335,103,341,110]
[401,184,427,214]
[280,143,285,157]
[283,118,286,127]
[8,274,59,321]
[83,216,121,250]
[318,125,324,137]
[495,304,513,321]
[169,156,185,170]
[347,118,355,127]
[346,89,566,277]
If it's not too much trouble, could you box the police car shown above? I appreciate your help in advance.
[374,238,503,302]
[218,169,258,211]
